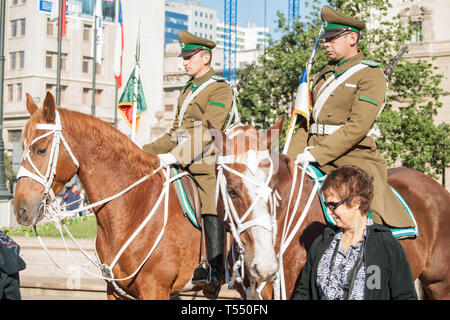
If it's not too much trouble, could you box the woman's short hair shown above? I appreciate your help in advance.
[321,165,374,214]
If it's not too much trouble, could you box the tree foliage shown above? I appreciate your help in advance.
[236,0,449,180]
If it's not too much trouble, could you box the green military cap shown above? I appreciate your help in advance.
[178,30,216,58]
[320,5,365,39]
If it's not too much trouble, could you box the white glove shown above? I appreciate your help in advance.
[157,153,178,167]
[295,150,316,166]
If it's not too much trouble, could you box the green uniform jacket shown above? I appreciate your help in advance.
[292,224,418,300]
[143,68,232,215]
[287,51,413,228]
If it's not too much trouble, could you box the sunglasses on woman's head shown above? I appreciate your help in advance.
[324,197,349,211]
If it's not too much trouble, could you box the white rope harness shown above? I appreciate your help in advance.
[16,110,189,300]
[215,149,280,298]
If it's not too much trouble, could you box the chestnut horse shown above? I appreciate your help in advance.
[13,92,204,299]
[213,116,450,300]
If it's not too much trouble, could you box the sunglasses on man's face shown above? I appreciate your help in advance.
[324,197,349,211]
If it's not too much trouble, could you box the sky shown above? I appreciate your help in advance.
[170,0,298,40]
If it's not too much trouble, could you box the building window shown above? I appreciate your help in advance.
[411,21,422,43]
[83,24,91,41]
[10,18,25,38]
[82,88,101,105]
[82,56,90,73]
[47,18,54,36]
[20,18,26,35]
[11,20,17,37]
[16,83,22,101]
[96,61,102,74]
[46,84,67,103]
[46,51,53,69]
[7,84,13,101]
[82,88,90,104]
[8,130,22,143]
[11,51,25,69]
[10,52,16,70]
[165,105,174,112]
[19,51,24,68]
[95,89,102,106]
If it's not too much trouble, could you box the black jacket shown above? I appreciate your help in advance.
[0,241,26,300]
[293,223,417,300]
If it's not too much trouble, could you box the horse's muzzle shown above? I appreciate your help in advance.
[248,261,279,283]
[13,193,45,226]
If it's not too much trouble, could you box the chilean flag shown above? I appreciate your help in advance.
[288,65,312,130]
[51,0,66,39]
[113,0,124,89]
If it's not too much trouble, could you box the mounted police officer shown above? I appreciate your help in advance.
[287,6,415,229]
[143,30,232,299]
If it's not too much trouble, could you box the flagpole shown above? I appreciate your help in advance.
[91,14,97,117]
[131,23,141,142]
[56,0,63,105]
[282,23,325,154]
[131,64,138,142]
[114,82,118,127]
[0,0,11,199]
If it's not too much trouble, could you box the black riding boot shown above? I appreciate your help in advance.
[192,214,226,299]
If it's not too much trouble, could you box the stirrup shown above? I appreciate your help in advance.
[191,261,211,287]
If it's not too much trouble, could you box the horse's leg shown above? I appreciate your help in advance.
[417,244,450,300]
[139,282,171,300]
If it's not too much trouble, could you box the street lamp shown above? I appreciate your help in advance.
[0,0,12,199]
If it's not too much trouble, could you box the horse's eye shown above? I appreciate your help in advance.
[227,188,239,198]
[36,148,47,155]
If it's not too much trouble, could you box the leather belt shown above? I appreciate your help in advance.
[309,123,381,140]
[309,123,342,135]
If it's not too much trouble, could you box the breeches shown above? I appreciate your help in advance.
[188,162,217,216]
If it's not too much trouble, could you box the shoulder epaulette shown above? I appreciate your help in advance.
[212,75,227,82]
[361,60,382,67]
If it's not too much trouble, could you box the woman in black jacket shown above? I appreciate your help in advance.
[293,166,417,300]
[0,231,26,300]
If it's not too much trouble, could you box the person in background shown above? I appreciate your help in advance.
[61,184,81,216]
[293,165,417,300]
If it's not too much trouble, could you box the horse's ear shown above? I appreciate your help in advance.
[263,116,285,150]
[207,120,226,154]
[43,91,56,122]
[280,154,295,176]
[26,93,38,115]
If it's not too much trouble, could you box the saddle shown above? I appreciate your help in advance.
[306,164,419,239]
[170,167,202,229]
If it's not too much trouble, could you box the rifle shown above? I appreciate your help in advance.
[384,45,409,78]
[224,64,255,130]
[235,63,255,92]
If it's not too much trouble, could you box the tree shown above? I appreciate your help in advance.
[237,0,449,182]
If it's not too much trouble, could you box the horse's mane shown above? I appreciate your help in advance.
[24,107,159,176]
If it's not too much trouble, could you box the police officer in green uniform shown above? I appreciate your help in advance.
[287,6,414,229]
[142,30,232,299]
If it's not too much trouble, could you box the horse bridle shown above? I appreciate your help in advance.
[16,110,79,204]
[216,149,280,289]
